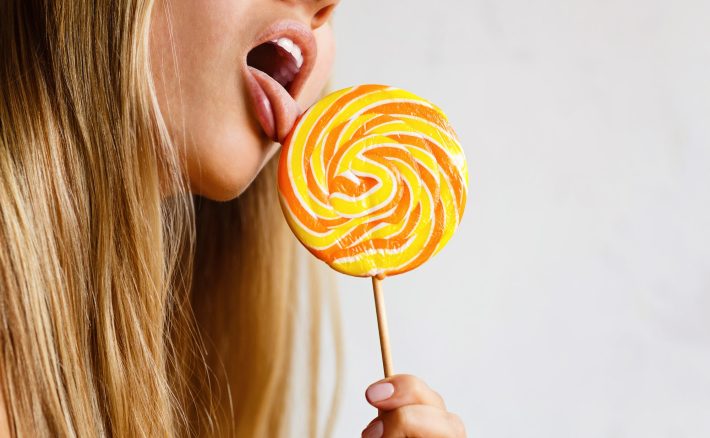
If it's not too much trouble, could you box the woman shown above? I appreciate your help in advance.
[0,0,466,436]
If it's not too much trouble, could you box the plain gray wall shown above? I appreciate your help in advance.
[310,1,710,437]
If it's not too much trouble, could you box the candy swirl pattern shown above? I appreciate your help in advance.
[278,84,468,278]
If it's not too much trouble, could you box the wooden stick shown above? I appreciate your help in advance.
[372,276,393,377]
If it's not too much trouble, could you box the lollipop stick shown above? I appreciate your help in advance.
[372,277,393,378]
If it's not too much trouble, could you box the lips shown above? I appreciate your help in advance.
[244,21,317,144]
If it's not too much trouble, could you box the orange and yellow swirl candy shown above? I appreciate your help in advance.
[278,84,468,278]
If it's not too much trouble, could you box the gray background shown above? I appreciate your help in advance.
[311,1,710,436]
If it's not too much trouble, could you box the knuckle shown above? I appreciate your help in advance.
[410,376,427,395]
[396,373,419,388]
[448,412,467,437]
[392,374,422,397]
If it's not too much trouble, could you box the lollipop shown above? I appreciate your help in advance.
[278,84,468,376]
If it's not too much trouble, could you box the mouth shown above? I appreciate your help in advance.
[244,21,317,144]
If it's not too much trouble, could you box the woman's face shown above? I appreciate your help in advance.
[150,0,339,201]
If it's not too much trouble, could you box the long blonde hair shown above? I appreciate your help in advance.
[0,0,342,436]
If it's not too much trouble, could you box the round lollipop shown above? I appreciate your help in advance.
[278,84,468,376]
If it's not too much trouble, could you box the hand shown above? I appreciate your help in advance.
[361,374,466,438]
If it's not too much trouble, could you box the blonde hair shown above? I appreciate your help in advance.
[0,0,341,436]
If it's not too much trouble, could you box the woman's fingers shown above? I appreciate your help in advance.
[361,404,466,438]
[365,374,446,411]
[362,374,466,437]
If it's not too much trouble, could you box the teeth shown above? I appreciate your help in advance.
[273,37,304,69]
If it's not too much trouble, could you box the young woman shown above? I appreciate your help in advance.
[0,0,466,436]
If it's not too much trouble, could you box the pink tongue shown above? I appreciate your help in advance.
[249,67,302,144]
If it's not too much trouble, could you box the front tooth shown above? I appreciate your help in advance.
[274,37,304,69]
[276,37,294,53]
[292,48,303,69]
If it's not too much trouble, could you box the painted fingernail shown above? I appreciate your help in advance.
[362,420,383,438]
[366,382,395,403]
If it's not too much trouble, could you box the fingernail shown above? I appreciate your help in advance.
[366,382,395,403]
[361,420,383,438]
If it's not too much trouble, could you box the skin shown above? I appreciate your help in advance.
[149,1,467,436]
[363,374,466,438]
[150,0,337,200]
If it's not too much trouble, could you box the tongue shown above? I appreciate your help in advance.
[249,67,302,144]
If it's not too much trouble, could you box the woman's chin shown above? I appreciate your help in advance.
[188,144,278,202]
[189,168,257,202]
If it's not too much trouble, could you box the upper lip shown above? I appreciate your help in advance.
[245,20,318,98]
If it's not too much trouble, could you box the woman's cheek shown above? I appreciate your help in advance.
[297,23,336,109]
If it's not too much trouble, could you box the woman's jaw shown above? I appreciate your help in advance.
[150,1,337,201]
